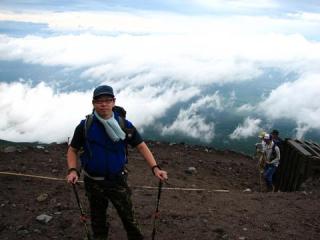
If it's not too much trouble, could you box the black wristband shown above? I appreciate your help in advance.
[68,168,80,177]
[151,165,161,175]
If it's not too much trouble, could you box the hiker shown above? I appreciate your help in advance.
[255,131,267,174]
[262,134,280,192]
[270,129,283,187]
[66,85,168,240]
[255,131,267,153]
[271,129,283,149]
[255,131,268,191]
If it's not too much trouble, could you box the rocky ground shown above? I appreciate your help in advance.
[0,141,320,240]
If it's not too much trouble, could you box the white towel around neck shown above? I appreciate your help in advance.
[94,111,126,142]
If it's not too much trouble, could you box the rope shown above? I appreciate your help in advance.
[0,171,75,181]
[0,171,229,193]
[133,185,229,193]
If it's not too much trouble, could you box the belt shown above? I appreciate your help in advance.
[82,169,125,181]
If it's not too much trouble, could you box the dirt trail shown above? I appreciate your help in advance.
[0,142,319,240]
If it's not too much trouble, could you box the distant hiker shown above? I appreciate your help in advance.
[262,134,280,192]
[66,85,168,240]
[255,131,267,191]
[271,129,283,150]
[270,129,283,186]
[256,131,270,168]
[255,131,267,153]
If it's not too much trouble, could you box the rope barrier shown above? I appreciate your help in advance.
[0,171,229,193]
[0,171,84,182]
[133,185,229,193]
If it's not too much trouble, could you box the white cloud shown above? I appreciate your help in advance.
[0,34,117,67]
[0,81,200,143]
[1,10,225,34]
[294,123,311,140]
[0,82,92,143]
[1,32,320,88]
[1,8,320,143]
[116,84,200,128]
[162,112,215,142]
[258,74,320,138]
[0,9,319,91]
[1,8,320,38]
[288,12,320,22]
[236,103,255,113]
[161,93,222,142]
[190,0,279,10]
[229,117,262,140]
[0,10,278,34]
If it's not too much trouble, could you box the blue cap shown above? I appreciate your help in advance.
[93,85,114,99]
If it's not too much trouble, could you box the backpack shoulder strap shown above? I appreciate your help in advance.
[117,115,135,140]
[112,106,136,163]
[117,115,126,131]
[113,105,135,140]
[84,114,94,139]
[272,141,277,152]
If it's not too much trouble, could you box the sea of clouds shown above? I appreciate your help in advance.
[0,7,320,146]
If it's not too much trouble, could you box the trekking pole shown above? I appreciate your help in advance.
[72,183,92,240]
[151,180,163,240]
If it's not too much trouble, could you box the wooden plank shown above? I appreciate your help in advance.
[302,141,320,157]
[288,140,311,156]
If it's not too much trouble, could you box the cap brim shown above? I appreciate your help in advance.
[94,92,114,98]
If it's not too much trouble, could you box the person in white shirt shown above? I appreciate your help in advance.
[262,134,280,192]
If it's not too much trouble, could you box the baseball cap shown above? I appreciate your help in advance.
[93,85,114,99]
[258,131,266,139]
[263,134,271,140]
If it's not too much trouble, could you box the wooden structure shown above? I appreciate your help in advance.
[275,139,320,191]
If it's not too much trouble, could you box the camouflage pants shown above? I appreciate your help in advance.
[84,174,143,240]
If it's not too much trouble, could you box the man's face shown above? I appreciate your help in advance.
[264,139,271,144]
[92,95,115,118]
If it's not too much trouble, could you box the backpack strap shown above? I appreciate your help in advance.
[118,115,126,131]
[84,114,94,160]
[115,114,134,163]
[270,141,278,161]
[84,114,94,140]
[112,106,135,142]
[272,141,276,153]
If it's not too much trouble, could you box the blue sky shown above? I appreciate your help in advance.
[0,0,320,150]
[1,0,320,14]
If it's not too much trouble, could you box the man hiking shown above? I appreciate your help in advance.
[66,85,168,240]
[262,133,280,192]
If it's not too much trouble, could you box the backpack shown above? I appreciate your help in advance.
[270,142,278,161]
[83,106,134,160]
